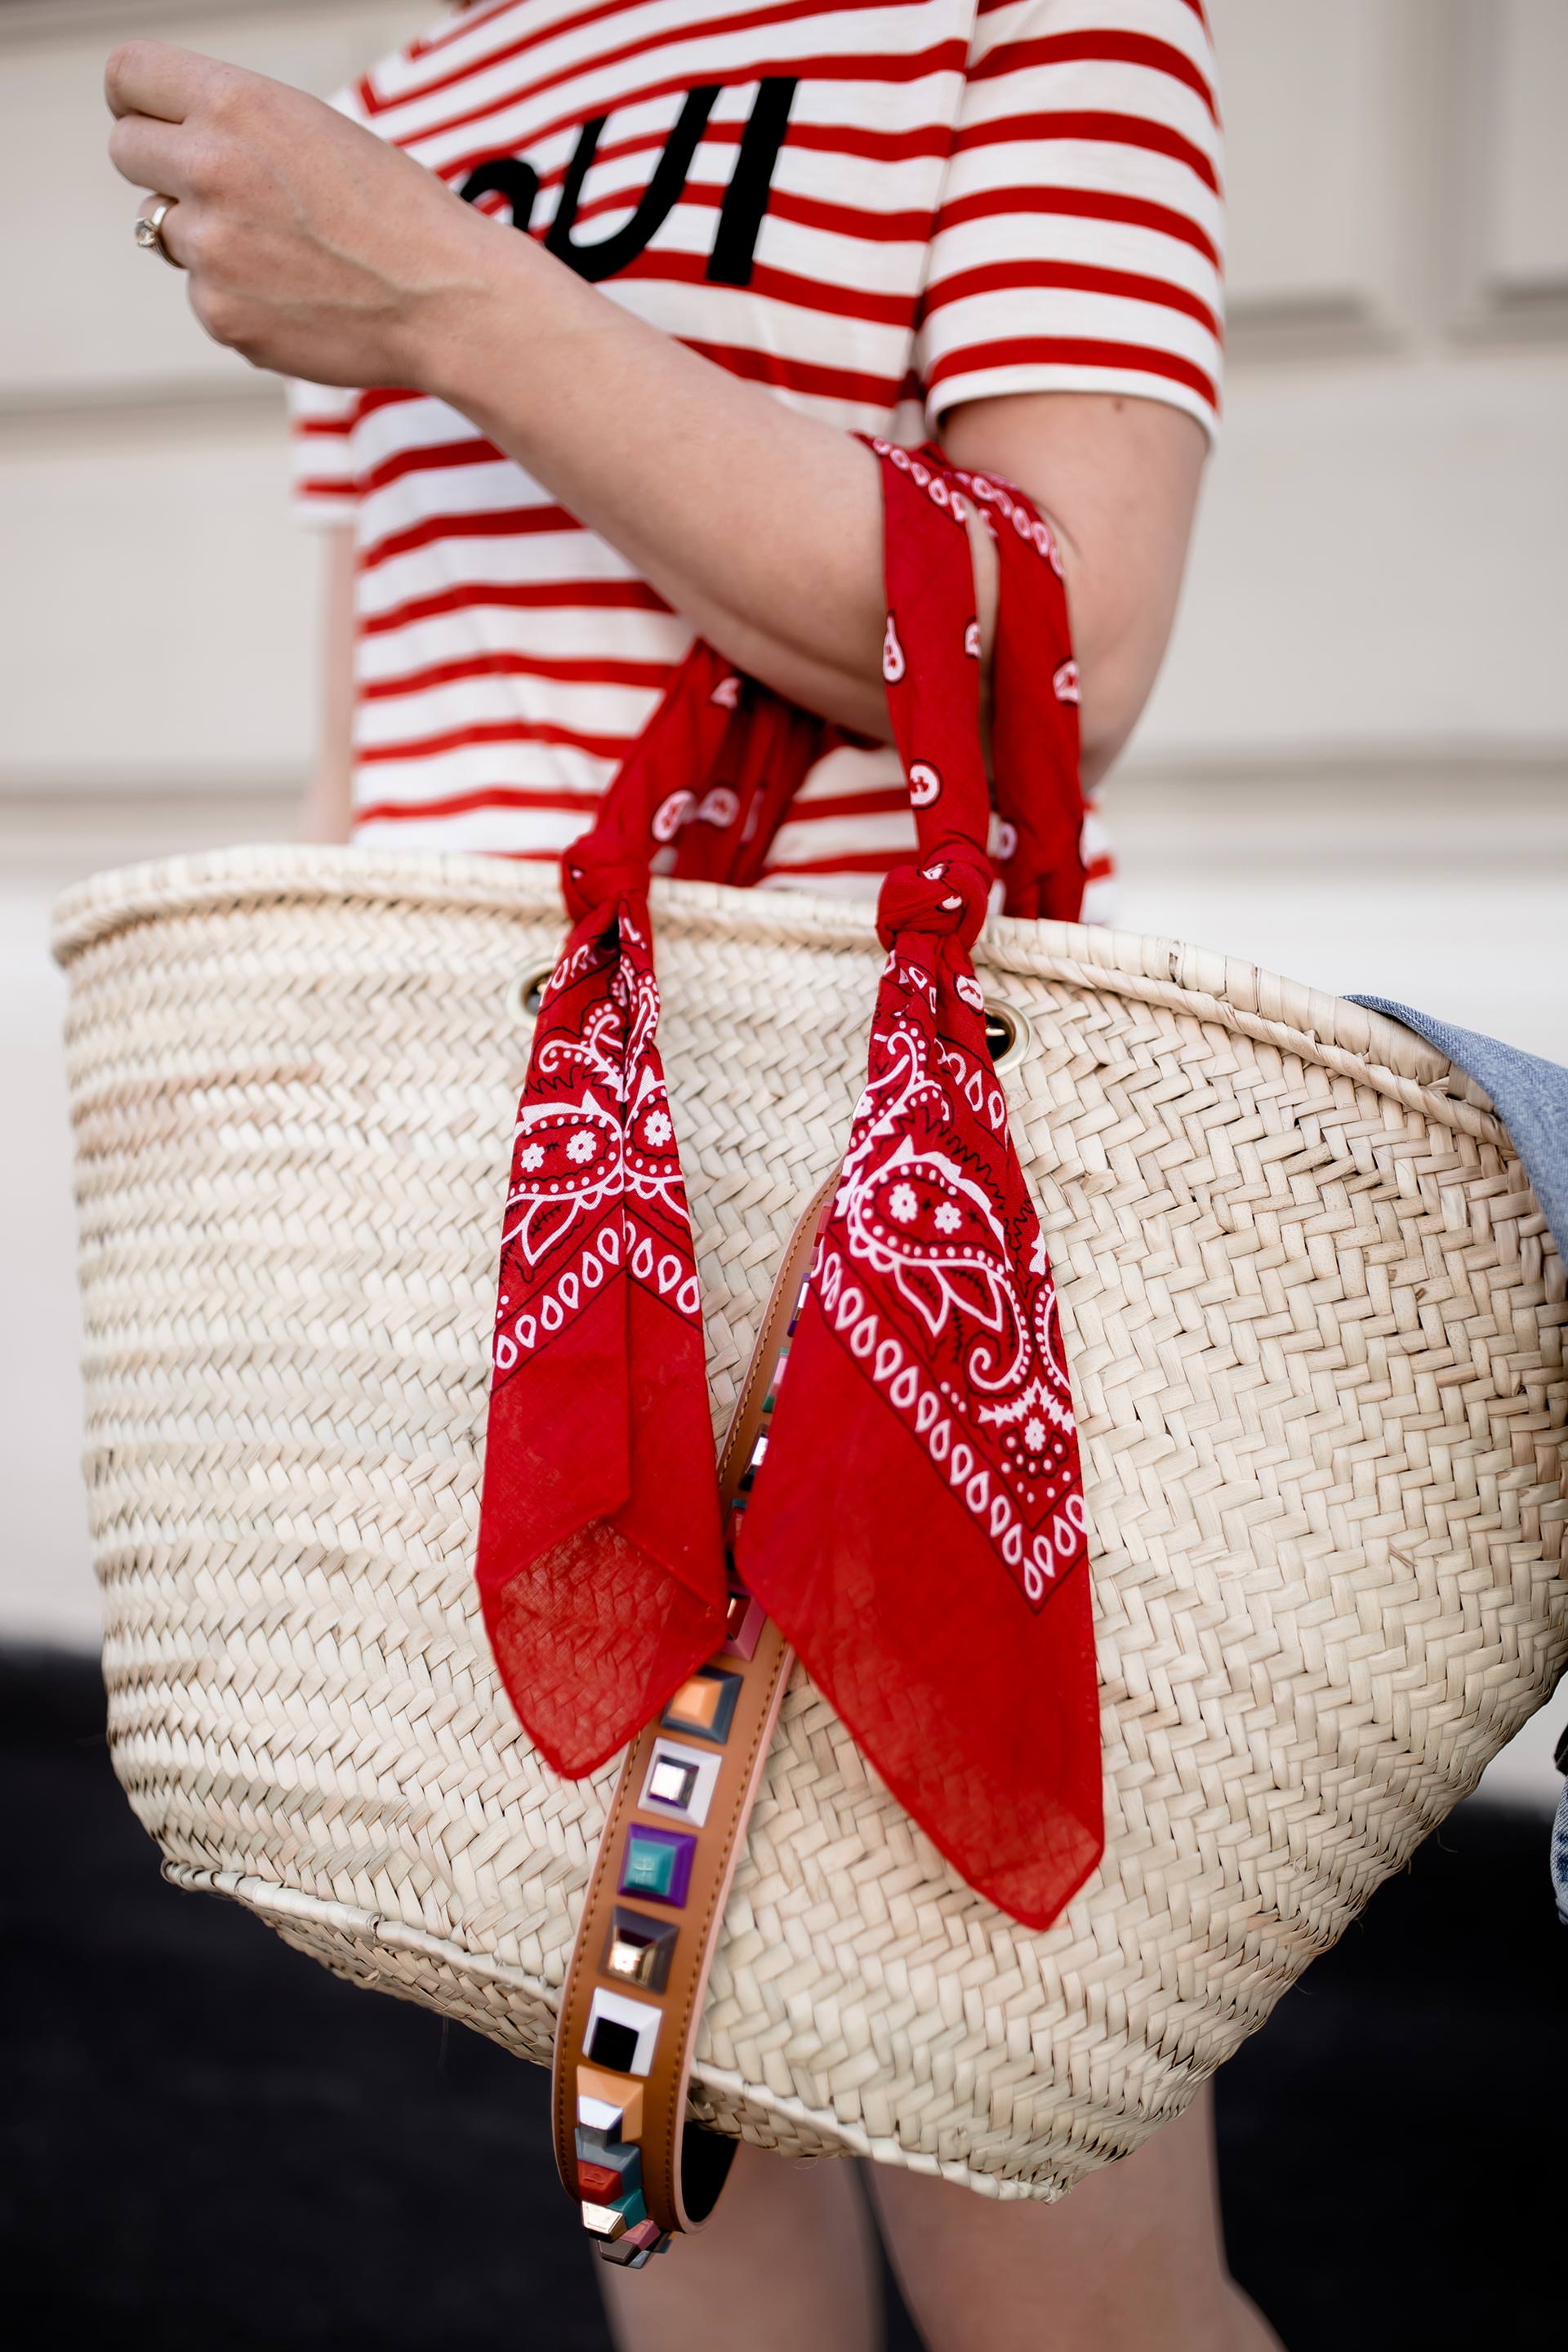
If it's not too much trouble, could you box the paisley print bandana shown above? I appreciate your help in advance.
[474,655,821,1773]
[739,450,1101,1930]
[476,443,1102,1931]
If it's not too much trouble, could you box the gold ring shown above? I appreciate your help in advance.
[133,195,181,268]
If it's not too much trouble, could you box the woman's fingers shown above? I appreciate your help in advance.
[110,103,198,268]
[104,38,212,123]
[108,111,198,200]
[101,36,479,385]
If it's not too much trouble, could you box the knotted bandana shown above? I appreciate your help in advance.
[477,441,1102,1930]
[474,662,821,1771]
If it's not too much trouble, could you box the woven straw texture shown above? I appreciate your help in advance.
[54,844,1567,2201]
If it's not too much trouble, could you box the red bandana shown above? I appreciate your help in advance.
[476,443,1102,1930]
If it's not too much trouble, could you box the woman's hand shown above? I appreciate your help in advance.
[105,39,488,389]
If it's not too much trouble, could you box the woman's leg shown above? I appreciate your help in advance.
[864,2086,1283,2352]
[596,2140,883,2352]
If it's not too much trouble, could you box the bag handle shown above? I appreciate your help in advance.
[554,439,1087,923]
[560,650,826,912]
[936,447,1086,919]
[476,443,1101,1937]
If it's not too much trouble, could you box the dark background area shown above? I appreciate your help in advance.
[2,1646,1559,2352]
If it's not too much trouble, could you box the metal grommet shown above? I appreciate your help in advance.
[984,1000,1031,1076]
[504,963,555,1026]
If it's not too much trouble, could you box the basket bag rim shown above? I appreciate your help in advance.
[52,840,1504,1145]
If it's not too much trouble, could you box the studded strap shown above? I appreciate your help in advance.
[549,1174,836,2261]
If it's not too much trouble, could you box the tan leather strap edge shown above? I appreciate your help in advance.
[653,1620,794,2234]
[549,1174,836,2252]
[715,1169,838,1503]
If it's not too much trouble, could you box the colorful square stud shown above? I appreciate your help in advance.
[577,2158,627,2202]
[577,2135,643,2204]
[577,2063,642,2140]
[721,1588,767,1661]
[617,1822,697,1907]
[590,2180,648,2232]
[577,2129,640,2183]
[660,1664,742,1745]
[637,1738,721,1827]
[597,2218,667,2268]
[646,1755,698,1810]
[602,1904,679,1993]
[584,1985,661,2077]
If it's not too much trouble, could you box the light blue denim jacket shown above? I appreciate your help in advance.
[1352,999,1568,1927]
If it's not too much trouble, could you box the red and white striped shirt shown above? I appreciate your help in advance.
[290,0,1223,908]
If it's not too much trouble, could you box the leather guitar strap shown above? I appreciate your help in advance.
[549,1174,837,2265]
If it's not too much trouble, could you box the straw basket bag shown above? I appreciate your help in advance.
[54,841,1568,2199]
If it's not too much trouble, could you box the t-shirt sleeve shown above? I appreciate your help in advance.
[915,0,1225,442]
[286,377,359,527]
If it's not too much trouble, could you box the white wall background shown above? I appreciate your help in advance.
[2,0,1565,1799]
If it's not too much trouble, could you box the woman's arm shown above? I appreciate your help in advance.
[108,41,1205,784]
[416,253,1205,785]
